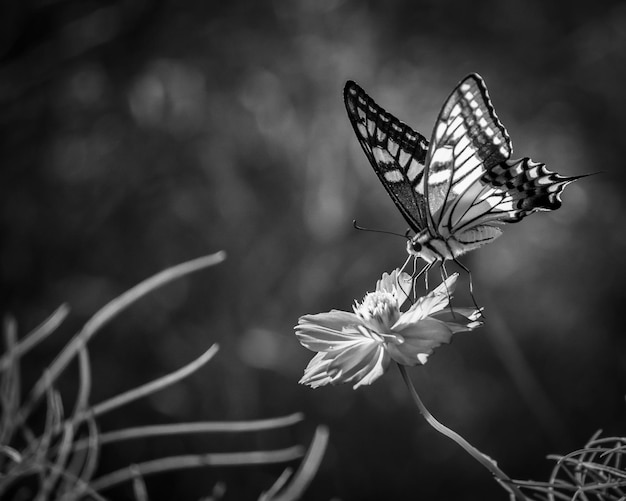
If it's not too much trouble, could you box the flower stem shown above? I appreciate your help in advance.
[397,364,526,501]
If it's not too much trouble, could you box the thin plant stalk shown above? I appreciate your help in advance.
[70,413,305,452]
[398,364,527,501]
[0,305,70,372]
[70,343,220,425]
[18,251,226,426]
[88,447,304,493]
[262,425,329,501]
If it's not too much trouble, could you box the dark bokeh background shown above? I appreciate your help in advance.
[1,0,625,499]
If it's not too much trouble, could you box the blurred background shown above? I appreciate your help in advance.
[1,0,625,499]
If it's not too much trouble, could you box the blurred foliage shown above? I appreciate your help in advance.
[1,0,625,499]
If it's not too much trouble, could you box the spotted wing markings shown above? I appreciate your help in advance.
[384,170,404,183]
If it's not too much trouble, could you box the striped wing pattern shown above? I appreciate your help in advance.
[345,74,582,260]
[481,158,580,221]
[437,157,581,254]
[344,80,430,233]
[425,74,512,233]
[430,75,582,249]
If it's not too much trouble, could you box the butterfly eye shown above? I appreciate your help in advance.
[408,239,422,254]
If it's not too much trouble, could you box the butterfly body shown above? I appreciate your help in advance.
[344,74,583,265]
[408,224,502,264]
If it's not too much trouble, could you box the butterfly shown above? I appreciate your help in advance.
[344,73,584,274]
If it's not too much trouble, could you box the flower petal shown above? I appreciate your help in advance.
[434,307,483,322]
[295,311,365,352]
[347,347,389,388]
[376,271,397,295]
[431,308,483,333]
[299,339,390,389]
[388,318,456,366]
[376,269,412,307]
[395,272,412,307]
[297,310,361,332]
[329,338,386,375]
[392,274,459,329]
[417,273,459,313]
[397,317,455,344]
[299,352,335,388]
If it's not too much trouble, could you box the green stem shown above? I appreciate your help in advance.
[397,364,526,501]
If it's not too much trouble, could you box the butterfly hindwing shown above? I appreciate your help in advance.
[482,158,581,220]
[435,156,583,256]
[344,81,430,233]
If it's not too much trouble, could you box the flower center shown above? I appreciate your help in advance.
[356,291,401,332]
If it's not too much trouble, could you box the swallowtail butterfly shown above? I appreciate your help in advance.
[344,74,583,268]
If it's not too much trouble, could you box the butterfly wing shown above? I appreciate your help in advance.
[344,80,430,233]
[424,74,512,234]
[451,157,583,227]
[345,75,582,255]
[424,74,582,251]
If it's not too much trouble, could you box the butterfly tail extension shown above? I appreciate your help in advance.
[483,157,584,222]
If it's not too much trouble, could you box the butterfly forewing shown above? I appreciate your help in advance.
[425,74,512,234]
[344,81,430,233]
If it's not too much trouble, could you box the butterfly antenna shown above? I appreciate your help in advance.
[452,257,484,316]
[352,220,409,239]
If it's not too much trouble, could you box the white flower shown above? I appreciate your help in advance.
[295,270,482,389]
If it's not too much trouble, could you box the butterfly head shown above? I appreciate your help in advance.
[407,237,422,256]
[406,231,449,264]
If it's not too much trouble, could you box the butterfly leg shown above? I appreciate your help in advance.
[440,262,450,298]
[410,260,433,301]
[452,257,483,315]
[440,261,449,280]
[399,253,413,275]
[439,262,456,316]
[393,255,415,303]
